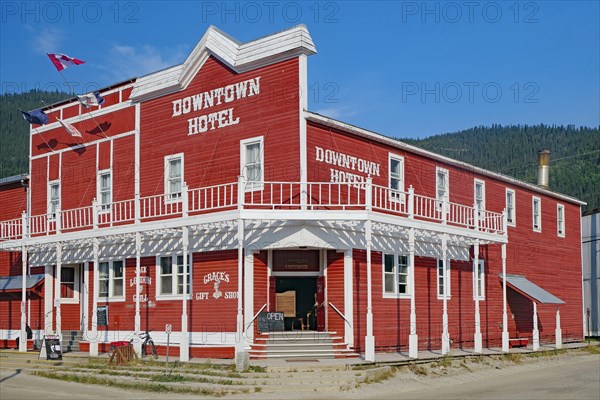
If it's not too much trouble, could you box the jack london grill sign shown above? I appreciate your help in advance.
[171,76,261,135]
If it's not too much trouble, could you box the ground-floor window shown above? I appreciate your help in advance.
[98,260,125,299]
[473,259,485,300]
[437,259,451,299]
[157,255,191,298]
[383,253,410,297]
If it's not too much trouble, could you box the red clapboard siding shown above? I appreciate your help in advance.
[326,251,345,336]
[0,181,27,221]
[112,135,136,202]
[98,141,111,171]
[253,251,268,336]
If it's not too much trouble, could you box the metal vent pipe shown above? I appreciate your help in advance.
[537,150,550,188]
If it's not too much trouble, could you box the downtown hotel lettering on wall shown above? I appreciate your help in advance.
[171,77,261,135]
[315,146,381,187]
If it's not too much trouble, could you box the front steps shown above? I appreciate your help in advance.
[249,331,359,359]
[62,330,83,353]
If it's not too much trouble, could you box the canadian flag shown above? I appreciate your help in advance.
[47,53,85,72]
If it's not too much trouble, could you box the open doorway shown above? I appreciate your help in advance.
[276,277,317,330]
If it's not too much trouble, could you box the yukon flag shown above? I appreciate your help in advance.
[47,53,85,72]
[77,92,105,108]
[57,118,82,138]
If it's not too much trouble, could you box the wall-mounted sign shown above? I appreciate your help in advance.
[97,305,108,327]
[171,77,261,135]
[314,146,381,187]
[273,250,319,272]
[194,271,237,300]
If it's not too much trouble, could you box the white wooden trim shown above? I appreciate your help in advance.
[474,178,486,211]
[436,258,451,300]
[164,153,184,202]
[31,130,136,161]
[473,259,485,300]
[343,249,354,347]
[532,196,542,232]
[240,136,264,192]
[388,153,405,203]
[557,203,565,237]
[505,188,516,227]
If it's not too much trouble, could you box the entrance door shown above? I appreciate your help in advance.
[316,276,325,331]
[58,264,82,331]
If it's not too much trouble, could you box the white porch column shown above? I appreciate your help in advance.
[555,306,562,349]
[54,243,62,340]
[133,232,142,355]
[501,243,509,352]
[44,265,53,335]
[474,241,482,353]
[235,217,246,360]
[408,228,418,359]
[364,177,375,362]
[19,245,27,352]
[90,238,99,356]
[180,226,190,362]
[532,302,540,350]
[243,248,255,345]
[343,250,354,348]
[441,234,450,355]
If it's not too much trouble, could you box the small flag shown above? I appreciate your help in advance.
[47,53,85,72]
[21,109,49,125]
[57,118,83,138]
[77,92,105,108]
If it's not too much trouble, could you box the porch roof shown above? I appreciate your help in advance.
[0,274,44,293]
[500,274,565,304]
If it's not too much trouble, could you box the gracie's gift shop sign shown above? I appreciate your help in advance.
[194,271,237,300]
[171,77,261,135]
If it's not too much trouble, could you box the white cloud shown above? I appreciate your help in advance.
[27,25,65,54]
[100,43,188,81]
[312,105,357,120]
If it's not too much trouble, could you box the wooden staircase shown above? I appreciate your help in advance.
[249,331,359,360]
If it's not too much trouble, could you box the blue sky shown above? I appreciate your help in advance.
[1,1,598,138]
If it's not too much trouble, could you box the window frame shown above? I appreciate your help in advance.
[557,203,565,237]
[388,153,405,203]
[98,260,126,302]
[505,188,516,227]
[240,136,264,192]
[532,196,542,232]
[59,265,79,304]
[155,254,192,300]
[97,169,112,214]
[382,253,410,299]
[164,153,184,202]
[437,258,451,299]
[474,179,486,211]
[473,259,485,300]
[435,167,449,213]
[47,180,60,221]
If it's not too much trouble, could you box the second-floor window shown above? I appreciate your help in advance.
[436,167,449,212]
[389,154,405,202]
[557,204,565,237]
[98,260,124,299]
[506,188,516,226]
[165,154,183,201]
[474,179,485,211]
[241,137,264,191]
[98,170,112,212]
[532,196,541,232]
[48,181,60,220]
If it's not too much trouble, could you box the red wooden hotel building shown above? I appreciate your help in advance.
[0,26,585,361]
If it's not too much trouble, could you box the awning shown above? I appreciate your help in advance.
[0,274,44,293]
[500,274,565,304]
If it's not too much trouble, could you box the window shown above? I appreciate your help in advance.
[389,154,405,202]
[557,204,565,237]
[383,254,410,297]
[48,180,60,220]
[437,259,450,298]
[506,188,516,226]
[532,196,541,232]
[98,260,125,299]
[165,154,183,201]
[98,170,112,212]
[436,167,449,212]
[474,179,485,211]
[240,137,263,191]
[473,259,485,300]
[157,255,191,297]
[59,265,79,303]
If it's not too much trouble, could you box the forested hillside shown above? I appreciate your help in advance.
[401,124,600,212]
[0,90,71,176]
[1,91,598,211]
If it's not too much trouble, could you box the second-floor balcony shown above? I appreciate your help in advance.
[0,178,506,243]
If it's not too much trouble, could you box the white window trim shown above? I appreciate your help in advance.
[473,259,485,300]
[59,265,80,304]
[436,167,449,213]
[437,258,451,299]
[557,203,565,237]
[164,153,184,203]
[47,179,60,221]
[474,178,486,211]
[532,196,542,232]
[97,260,126,302]
[382,253,411,299]
[388,153,405,203]
[506,188,516,227]
[155,254,192,301]
[97,169,112,214]
[240,136,264,192]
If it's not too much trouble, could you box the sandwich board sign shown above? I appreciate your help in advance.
[39,335,62,360]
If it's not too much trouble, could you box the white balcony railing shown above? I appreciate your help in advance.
[0,179,506,241]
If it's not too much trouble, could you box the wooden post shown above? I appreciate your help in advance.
[473,240,482,353]
[408,228,418,358]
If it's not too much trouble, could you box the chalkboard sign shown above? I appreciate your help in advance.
[97,305,108,327]
[257,312,285,332]
[43,335,62,360]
